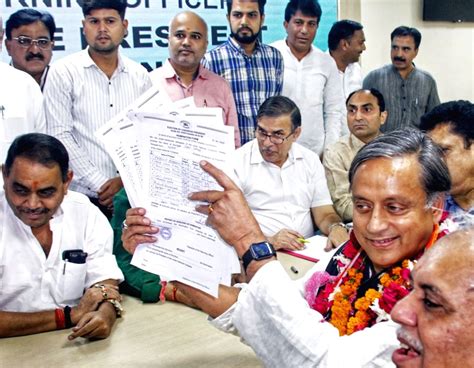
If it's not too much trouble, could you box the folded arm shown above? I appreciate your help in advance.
[0,280,120,338]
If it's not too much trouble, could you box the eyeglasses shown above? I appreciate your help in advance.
[12,36,52,50]
[255,126,295,145]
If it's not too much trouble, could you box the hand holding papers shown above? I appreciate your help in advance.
[97,90,239,297]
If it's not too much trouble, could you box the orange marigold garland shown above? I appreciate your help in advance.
[319,256,413,336]
[329,269,363,335]
[305,227,446,337]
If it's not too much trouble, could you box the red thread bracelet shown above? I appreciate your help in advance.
[159,281,167,303]
[55,308,66,329]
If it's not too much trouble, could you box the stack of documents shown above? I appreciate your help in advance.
[96,86,240,297]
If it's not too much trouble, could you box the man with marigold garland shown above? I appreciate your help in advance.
[123,129,450,366]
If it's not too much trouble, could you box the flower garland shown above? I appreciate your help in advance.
[305,225,444,336]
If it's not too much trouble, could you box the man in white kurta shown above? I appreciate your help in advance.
[0,133,123,339]
[327,20,366,135]
[271,1,344,156]
[172,129,449,368]
[212,259,399,367]
[0,189,124,312]
[271,41,343,157]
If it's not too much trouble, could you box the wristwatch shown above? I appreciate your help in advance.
[241,241,276,273]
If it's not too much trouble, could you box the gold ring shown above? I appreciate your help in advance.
[208,204,214,214]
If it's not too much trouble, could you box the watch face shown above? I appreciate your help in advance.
[250,242,273,259]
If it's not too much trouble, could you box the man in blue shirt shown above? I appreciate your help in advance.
[203,0,283,145]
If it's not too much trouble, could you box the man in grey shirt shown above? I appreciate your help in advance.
[363,26,439,132]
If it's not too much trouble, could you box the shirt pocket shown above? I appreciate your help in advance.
[57,261,87,302]
[410,99,427,127]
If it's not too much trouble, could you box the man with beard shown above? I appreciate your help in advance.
[0,133,124,339]
[203,0,283,145]
[44,0,151,218]
[328,19,366,100]
[391,227,474,368]
[363,26,440,132]
[271,0,345,156]
[327,19,366,136]
[150,11,240,148]
[5,9,56,90]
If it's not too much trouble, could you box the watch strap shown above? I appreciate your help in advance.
[241,241,276,273]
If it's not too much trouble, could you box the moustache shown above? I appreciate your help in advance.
[238,26,253,33]
[396,327,424,354]
[261,148,276,155]
[19,207,49,215]
[394,56,406,62]
[96,33,111,40]
[26,53,45,61]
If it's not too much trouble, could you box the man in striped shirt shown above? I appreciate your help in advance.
[44,0,151,217]
[203,0,284,145]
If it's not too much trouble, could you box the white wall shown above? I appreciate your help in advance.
[341,0,474,102]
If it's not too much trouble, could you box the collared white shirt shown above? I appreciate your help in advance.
[232,140,332,238]
[340,62,363,99]
[0,190,124,312]
[271,40,345,156]
[0,62,45,162]
[338,62,363,136]
[212,260,398,367]
[44,49,152,197]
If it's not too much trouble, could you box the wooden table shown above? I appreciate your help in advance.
[0,254,316,368]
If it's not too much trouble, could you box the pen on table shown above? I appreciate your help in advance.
[297,238,310,244]
[290,266,299,274]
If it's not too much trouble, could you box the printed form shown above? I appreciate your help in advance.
[97,98,239,297]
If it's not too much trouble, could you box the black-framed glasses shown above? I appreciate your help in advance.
[255,126,295,145]
[13,36,52,50]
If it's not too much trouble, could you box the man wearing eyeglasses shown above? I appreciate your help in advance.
[0,15,45,162]
[231,96,349,251]
[5,9,55,91]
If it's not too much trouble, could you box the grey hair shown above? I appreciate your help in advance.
[349,129,451,205]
